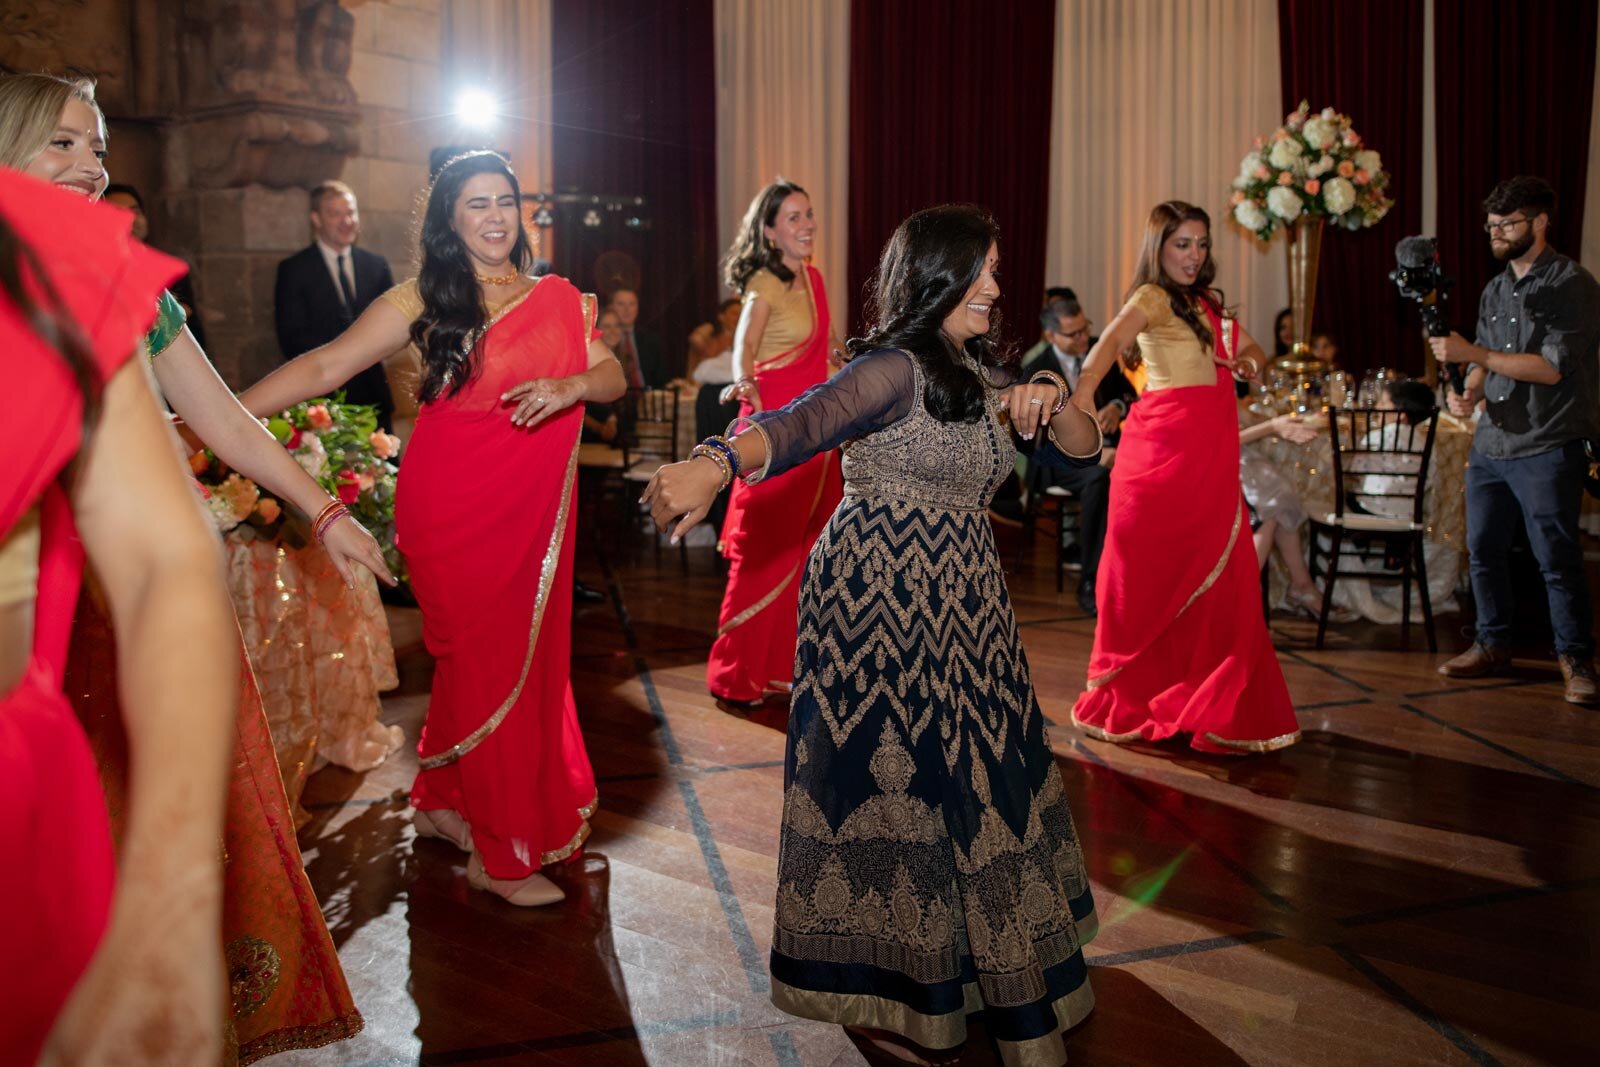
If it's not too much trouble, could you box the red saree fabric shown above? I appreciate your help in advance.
[65,599,363,1062]
[1073,311,1298,753]
[0,172,182,1063]
[399,276,597,880]
[708,265,843,702]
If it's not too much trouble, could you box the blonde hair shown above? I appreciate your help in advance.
[0,73,102,170]
[310,179,356,213]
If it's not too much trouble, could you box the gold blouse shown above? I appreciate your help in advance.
[1124,284,1223,391]
[0,507,39,608]
[744,268,815,364]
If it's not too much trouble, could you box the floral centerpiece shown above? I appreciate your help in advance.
[190,396,405,581]
[1230,101,1393,239]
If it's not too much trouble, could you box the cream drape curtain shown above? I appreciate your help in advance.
[1046,0,1288,342]
[442,0,554,194]
[714,0,850,302]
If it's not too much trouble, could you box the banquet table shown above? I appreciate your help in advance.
[227,537,401,825]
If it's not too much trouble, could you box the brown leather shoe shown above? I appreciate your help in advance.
[1560,657,1599,705]
[1438,643,1510,678]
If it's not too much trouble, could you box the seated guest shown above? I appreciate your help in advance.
[1020,285,1078,365]
[103,182,208,350]
[688,298,740,381]
[1020,292,1136,615]
[273,180,396,427]
[1273,307,1293,357]
[609,286,667,387]
[1310,330,1340,366]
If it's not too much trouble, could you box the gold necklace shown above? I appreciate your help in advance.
[476,270,520,285]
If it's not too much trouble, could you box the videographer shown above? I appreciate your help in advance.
[1430,176,1599,703]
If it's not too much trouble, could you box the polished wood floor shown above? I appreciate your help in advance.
[274,525,1600,1066]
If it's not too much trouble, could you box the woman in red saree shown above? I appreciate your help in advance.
[1070,201,1299,753]
[0,170,235,1065]
[2,72,376,1060]
[711,180,844,705]
[242,151,626,906]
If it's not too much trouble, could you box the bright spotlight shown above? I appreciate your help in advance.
[454,89,498,128]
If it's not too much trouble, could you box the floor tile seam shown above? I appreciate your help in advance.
[603,550,773,998]
[1330,945,1506,1067]
[1394,704,1588,787]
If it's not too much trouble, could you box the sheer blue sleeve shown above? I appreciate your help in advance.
[740,349,915,482]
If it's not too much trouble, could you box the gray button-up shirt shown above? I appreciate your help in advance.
[1470,247,1600,459]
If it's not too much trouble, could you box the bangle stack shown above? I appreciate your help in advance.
[1028,370,1071,414]
[690,434,742,492]
[312,500,350,543]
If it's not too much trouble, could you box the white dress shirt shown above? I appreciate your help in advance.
[316,239,355,310]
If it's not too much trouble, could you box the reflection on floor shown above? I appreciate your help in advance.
[272,534,1600,1066]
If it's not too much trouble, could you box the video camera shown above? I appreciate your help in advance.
[1390,236,1465,393]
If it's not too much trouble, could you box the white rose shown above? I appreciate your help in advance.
[293,434,328,479]
[1322,176,1356,215]
[1353,149,1382,174]
[1308,154,1334,178]
[1302,117,1338,151]
[1234,199,1270,232]
[1267,186,1305,222]
[206,494,242,534]
[1237,151,1262,180]
[1267,137,1302,169]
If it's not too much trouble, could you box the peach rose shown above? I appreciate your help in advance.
[1277,171,1295,186]
[188,450,210,475]
[1337,160,1356,178]
[1304,179,1322,195]
[255,497,282,523]
[1353,168,1370,186]
[1253,165,1271,180]
[305,404,334,432]
[1231,190,1247,205]
[357,470,377,492]
[368,430,400,459]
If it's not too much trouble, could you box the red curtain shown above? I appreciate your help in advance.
[1435,0,1598,337]
[550,0,718,377]
[1278,0,1425,377]
[847,0,1057,340]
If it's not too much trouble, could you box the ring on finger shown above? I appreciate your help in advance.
[1028,397,1044,405]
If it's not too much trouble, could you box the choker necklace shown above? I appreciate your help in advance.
[476,270,520,285]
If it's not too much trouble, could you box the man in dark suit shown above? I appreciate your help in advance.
[608,287,668,388]
[274,180,396,427]
[1020,294,1139,615]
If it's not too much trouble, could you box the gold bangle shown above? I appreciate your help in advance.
[1046,404,1105,459]
[1028,369,1070,414]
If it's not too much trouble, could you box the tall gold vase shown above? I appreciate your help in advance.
[1284,216,1325,358]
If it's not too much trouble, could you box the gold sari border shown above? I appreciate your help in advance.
[1070,707,1146,742]
[751,264,821,375]
[715,452,834,637]
[770,977,980,1052]
[237,1012,364,1066]
[540,794,599,865]
[1202,729,1302,753]
[1084,498,1243,691]
[418,422,581,770]
[995,982,1096,1067]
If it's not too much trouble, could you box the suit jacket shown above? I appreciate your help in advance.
[1021,341,1138,438]
[623,325,668,388]
[274,243,396,425]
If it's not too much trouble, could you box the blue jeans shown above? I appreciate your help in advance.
[1465,440,1594,658]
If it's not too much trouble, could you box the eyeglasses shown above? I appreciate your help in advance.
[1483,216,1530,235]
[1060,322,1093,341]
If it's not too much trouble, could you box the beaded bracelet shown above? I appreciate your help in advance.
[1028,369,1071,415]
[689,444,734,492]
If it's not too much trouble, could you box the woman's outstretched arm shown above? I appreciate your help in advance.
[154,330,395,587]
[237,298,412,419]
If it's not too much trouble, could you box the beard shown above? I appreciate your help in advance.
[1491,229,1534,261]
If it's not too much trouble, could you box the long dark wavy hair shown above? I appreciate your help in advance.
[1,214,99,425]
[847,204,1012,424]
[721,178,808,293]
[413,151,534,403]
[1125,200,1228,350]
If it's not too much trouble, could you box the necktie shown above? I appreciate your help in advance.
[621,330,644,388]
[1062,352,1081,393]
[337,253,356,314]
